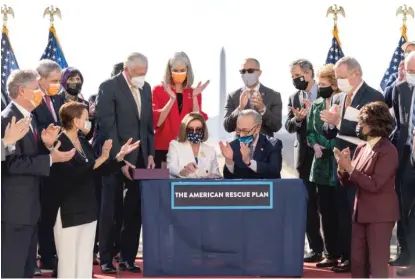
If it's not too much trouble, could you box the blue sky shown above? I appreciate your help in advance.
[5,0,415,118]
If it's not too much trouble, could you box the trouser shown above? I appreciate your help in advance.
[351,222,394,278]
[54,209,97,278]
[336,185,356,262]
[155,150,168,169]
[317,185,339,259]
[94,175,102,255]
[1,222,38,278]
[38,177,58,264]
[304,180,324,253]
[99,172,124,265]
[408,213,415,264]
[400,160,415,260]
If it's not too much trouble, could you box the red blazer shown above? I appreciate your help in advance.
[338,138,400,223]
[152,85,208,151]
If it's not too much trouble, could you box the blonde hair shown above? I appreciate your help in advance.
[317,64,341,93]
[177,112,208,143]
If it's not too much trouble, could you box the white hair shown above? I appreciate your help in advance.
[36,59,61,78]
[163,51,194,87]
[7,69,39,99]
[237,109,262,125]
[124,52,148,69]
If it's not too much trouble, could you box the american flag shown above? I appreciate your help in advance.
[380,36,406,91]
[325,36,344,64]
[1,27,19,103]
[40,27,68,68]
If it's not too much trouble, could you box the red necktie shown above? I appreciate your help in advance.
[44,95,55,120]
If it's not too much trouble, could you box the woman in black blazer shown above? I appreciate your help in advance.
[50,101,139,278]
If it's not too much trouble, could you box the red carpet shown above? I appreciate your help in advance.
[37,261,413,278]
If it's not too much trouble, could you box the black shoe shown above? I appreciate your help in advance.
[316,258,338,268]
[118,262,141,273]
[304,251,323,263]
[101,263,117,274]
[33,267,42,276]
[389,253,410,266]
[332,260,351,273]
[396,265,415,277]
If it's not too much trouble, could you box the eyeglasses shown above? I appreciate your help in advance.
[235,125,257,134]
[239,68,260,74]
[186,127,203,133]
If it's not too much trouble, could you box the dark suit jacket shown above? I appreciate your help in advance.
[223,83,282,136]
[32,94,63,132]
[338,138,400,223]
[95,73,155,166]
[50,132,125,228]
[285,91,314,180]
[392,81,415,216]
[384,72,398,108]
[223,134,282,179]
[1,103,50,225]
[322,82,385,151]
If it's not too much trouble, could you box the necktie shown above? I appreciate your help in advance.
[249,145,255,160]
[345,93,353,110]
[131,86,141,118]
[44,95,55,121]
[31,117,38,143]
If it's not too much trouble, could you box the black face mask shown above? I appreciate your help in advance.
[293,76,308,91]
[318,86,334,99]
[356,124,368,141]
[66,83,83,96]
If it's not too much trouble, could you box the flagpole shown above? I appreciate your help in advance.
[396,4,414,41]
[326,4,345,47]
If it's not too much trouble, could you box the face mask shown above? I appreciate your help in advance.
[318,86,334,99]
[84,120,92,131]
[27,89,43,109]
[130,76,145,89]
[241,72,259,87]
[337,78,353,93]
[66,83,83,96]
[172,72,187,84]
[356,124,368,141]
[236,135,254,146]
[187,131,203,143]
[406,73,415,85]
[46,83,61,96]
[293,76,308,91]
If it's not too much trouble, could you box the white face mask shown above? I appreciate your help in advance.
[337,78,353,93]
[131,76,145,89]
[84,120,92,131]
[407,73,415,85]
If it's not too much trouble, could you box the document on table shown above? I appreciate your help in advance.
[344,107,360,122]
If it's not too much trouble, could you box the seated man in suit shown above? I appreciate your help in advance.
[220,109,282,179]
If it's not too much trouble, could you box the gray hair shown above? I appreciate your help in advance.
[36,59,61,78]
[7,69,39,99]
[335,56,363,76]
[290,59,315,78]
[244,58,261,69]
[163,52,194,87]
[124,52,148,69]
[237,109,262,126]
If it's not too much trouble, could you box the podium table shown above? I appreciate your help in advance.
[141,179,307,277]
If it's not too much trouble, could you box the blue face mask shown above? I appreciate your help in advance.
[187,131,203,143]
[236,135,254,146]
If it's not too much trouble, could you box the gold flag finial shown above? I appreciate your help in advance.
[43,5,62,27]
[326,4,345,27]
[396,5,414,26]
[1,5,15,28]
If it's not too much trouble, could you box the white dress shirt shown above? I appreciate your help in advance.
[166,140,221,178]
[242,83,266,115]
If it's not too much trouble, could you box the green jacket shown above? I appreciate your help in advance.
[306,97,337,187]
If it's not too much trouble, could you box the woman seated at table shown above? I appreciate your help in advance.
[166,112,221,178]
[50,101,139,278]
[334,101,399,278]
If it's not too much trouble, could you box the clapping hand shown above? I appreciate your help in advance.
[161,81,176,100]
[303,99,312,110]
[238,90,249,110]
[41,124,61,148]
[320,105,340,126]
[116,138,140,162]
[101,140,113,160]
[219,141,233,162]
[192,81,210,97]
[50,141,76,163]
[291,106,308,121]
[334,147,352,172]
[240,143,251,165]
[250,92,265,111]
[2,116,31,146]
